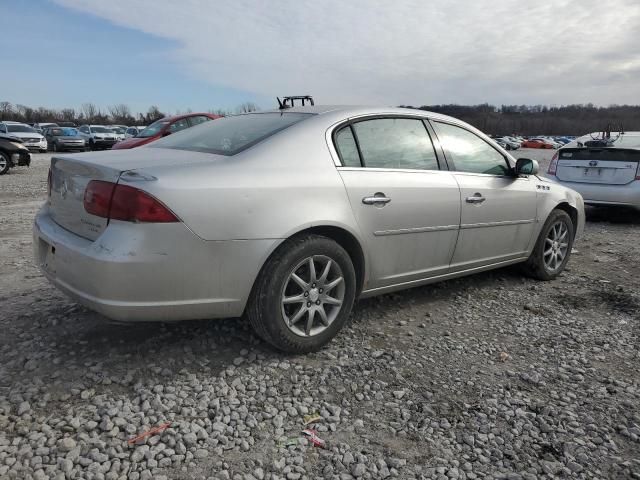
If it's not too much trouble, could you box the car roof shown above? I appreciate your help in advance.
[246,105,473,126]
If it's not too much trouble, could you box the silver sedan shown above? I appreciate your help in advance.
[34,106,585,352]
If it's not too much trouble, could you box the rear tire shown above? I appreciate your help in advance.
[0,152,10,175]
[247,234,356,353]
[522,209,574,280]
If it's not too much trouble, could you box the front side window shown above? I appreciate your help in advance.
[351,118,439,170]
[433,122,510,175]
[137,121,169,138]
[151,112,312,156]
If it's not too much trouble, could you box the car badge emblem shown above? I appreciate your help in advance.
[589,160,598,167]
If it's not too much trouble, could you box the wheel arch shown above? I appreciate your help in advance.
[553,201,579,240]
[246,223,368,313]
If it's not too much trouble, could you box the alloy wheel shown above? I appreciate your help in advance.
[543,220,569,271]
[281,255,345,337]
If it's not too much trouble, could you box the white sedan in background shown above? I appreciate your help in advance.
[0,122,47,152]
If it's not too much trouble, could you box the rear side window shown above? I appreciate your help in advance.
[433,121,510,175]
[189,115,211,126]
[335,127,361,167]
[151,113,313,156]
[352,118,439,170]
[169,118,190,133]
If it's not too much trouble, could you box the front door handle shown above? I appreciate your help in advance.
[362,193,391,206]
[466,193,486,204]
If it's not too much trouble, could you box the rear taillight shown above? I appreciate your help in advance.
[83,180,178,223]
[548,152,559,175]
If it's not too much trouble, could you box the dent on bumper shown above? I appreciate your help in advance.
[33,207,277,321]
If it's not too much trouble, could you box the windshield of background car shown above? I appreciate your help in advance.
[57,128,78,136]
[110,127,126,134]
[7,125,36,133]
[150,113,313,155]
[91,127,111,133]
[137,121,169,138]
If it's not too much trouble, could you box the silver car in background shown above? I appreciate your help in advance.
[34,106,584,352]
[547,132,640,209]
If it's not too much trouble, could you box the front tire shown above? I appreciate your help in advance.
[247,234,356,353]
[522,209,574,280]
[0,152,10,175]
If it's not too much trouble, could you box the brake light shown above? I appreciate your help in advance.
[83,180,178,223]
[548,152,559,175]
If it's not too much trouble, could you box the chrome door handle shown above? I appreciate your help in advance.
[466,193,486,204]
[362,193,391,205]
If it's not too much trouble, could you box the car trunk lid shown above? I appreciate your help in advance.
[48,148,221,241]
[556,148,640,185]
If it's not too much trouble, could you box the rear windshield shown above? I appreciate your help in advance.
[150,112,313,155]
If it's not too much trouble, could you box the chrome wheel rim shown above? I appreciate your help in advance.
[281,255,345,337]
[0,156,7,171]
[543,220,569,271]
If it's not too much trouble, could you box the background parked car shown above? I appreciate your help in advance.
[494,136,521,150]
[124,126,145,138]
[34,122,59,134]
[77,125,119,150]
[0,134,31,174]
[109,126,127,142]
[547,131,640,210]
[111,113,220,149]
[522,138,556,149]
[0,122,47,152]
[44,127,86,152]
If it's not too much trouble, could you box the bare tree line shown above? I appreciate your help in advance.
[400,103,640,135]
[0,101,259,125]
[3,99,636,135]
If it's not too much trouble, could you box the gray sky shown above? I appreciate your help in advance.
[55,0,640,106]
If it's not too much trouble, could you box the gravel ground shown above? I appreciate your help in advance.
[1,151,639,480]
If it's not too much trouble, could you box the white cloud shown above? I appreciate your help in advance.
[54,0,640,106]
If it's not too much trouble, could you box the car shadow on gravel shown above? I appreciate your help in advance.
[19,264,527,391]
[585,205,640,224]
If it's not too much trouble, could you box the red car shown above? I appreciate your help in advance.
[112,113,221,150]
[521,139,555,149]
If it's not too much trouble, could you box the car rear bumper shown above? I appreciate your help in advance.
[33,205,277,321]
[548,176,640,209]
[57,142,86,150]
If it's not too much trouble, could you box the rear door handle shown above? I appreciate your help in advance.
[465,193,486,204]
[362,193,391,206]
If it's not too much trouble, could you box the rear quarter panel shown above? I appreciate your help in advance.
[129,120,364,244]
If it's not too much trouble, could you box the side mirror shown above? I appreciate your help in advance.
[515,158,539,176]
